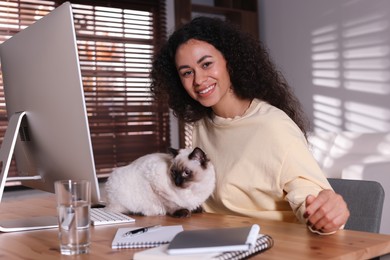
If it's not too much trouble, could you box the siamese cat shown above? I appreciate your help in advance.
[105,147,215,217]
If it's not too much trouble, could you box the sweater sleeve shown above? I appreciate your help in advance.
[280,137,333,224]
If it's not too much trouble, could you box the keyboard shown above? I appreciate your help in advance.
[90,208,135,226]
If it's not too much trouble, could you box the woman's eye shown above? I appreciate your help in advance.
[182,70,192,77]
[202,62,212,69]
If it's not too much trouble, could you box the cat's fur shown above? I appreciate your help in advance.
[104,147,216,217]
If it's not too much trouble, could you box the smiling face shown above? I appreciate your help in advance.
[175,39,237,116]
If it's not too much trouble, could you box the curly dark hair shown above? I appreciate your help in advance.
[150,16,310,137]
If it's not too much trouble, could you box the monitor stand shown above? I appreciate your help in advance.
[0,112,58,232]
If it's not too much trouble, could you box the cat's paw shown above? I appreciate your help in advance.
[170,209,191,218]
[192,206,204,214]
[129,211,145,216]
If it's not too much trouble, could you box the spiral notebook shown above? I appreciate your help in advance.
[133,234,274,260]
[111,225,183,249]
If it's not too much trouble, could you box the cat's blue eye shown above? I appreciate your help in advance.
[182,169,191,178]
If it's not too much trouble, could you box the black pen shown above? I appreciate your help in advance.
[122,224,162,237]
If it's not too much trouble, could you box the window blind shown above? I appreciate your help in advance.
[0,0,169,179]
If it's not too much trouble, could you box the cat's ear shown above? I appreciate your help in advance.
[167,147,179,157]
[189,147,208,168]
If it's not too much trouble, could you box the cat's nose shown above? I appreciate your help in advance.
[174,174,184,187]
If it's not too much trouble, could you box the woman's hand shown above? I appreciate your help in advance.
[304,189,350,234]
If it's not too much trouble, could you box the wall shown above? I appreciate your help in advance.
[259,0,390,133]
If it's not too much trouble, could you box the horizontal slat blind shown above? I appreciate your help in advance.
[0,0,169,179]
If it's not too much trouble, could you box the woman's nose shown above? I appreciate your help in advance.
[193,71,207,86]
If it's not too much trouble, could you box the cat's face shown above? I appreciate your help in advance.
[168,147,214,188]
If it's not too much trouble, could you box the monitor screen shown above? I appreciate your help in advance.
[0,2,101,205]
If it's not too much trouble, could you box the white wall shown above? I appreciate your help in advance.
[259,0,390,133]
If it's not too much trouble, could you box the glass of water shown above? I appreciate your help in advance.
[54,180,91,255]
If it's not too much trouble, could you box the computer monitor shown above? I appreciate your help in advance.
[0,2,101,208]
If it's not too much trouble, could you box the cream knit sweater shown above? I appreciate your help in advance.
[193,99,331,224]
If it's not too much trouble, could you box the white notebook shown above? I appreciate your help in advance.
[134,244,219,260]
[111,225,183,249]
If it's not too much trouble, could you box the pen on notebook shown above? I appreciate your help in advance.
[122,225,162,237]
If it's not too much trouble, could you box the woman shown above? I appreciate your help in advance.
[151,16,349,234]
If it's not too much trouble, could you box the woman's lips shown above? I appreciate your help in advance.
[198,83,215,95]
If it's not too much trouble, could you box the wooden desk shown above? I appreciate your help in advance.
[1,195,390,260]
